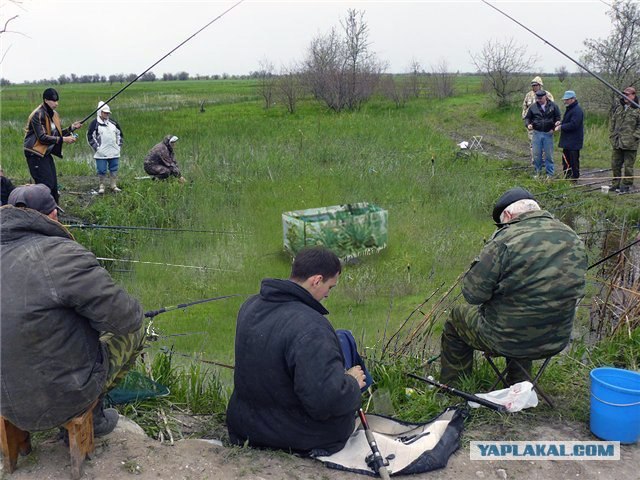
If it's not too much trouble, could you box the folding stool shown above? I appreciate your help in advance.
[483,352,558,408]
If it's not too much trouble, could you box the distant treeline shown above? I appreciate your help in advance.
[0,70,290,86]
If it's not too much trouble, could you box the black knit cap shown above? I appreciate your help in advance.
[42,88,59,101]
[492,187,536,224]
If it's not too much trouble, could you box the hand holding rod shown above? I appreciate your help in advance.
[407,372,508,413]
[358,409,391,480]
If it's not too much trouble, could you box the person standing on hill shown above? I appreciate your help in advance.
[227,246,366,455]
[143,135,186,182]
[522,77,554,161]
[440,187,587,386]
[524,89,561,178]
[23,88,82,204]
[609,86,640,193]
[556,90,584,180]
[87,101,124,194]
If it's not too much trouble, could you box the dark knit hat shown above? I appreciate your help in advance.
[535,89,547,97]
[492,187,536,224]
[42,88,59,101]
[8,184,61,215]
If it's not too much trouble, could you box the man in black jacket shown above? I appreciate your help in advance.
[23,88,82,203]
[226,247,366,455]
[524,89,561,178]
[556,90,584,180]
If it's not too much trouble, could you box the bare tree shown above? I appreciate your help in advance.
[1,1,26,65]
[303,9,383,112]
[555,65,569,83]
[380,75,411,108]
[470,38,537,108]
[406,58,424,98]
[277,64,303,114]
[257,58,276,109]
[428,59,456,99]
[581,0,640,113]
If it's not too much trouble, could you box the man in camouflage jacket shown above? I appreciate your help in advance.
[609,86,640,192]
[440,188,587,386]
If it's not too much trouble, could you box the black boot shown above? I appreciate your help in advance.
[93,400,119,437]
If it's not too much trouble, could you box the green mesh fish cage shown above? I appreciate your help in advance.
[282,203,388,260]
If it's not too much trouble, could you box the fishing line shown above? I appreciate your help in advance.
[97,256,238,272]
[66,223,251,236]
[76,0,246,125]
[482,0,640,108]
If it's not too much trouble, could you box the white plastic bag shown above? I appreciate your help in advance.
[468,381,539,412]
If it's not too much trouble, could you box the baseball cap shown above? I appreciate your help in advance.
[562,90,576,100]
[169,136,179,143]
[492,187,536,225]
[623,86,636,95]
[8,184,63,215]
[98,101,111,113]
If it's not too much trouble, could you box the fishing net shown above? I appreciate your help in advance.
[105,371,170,406]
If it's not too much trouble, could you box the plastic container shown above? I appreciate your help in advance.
[590,367,640,444]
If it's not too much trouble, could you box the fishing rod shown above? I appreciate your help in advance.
[144,293,248,318]
[159,347,235,370]
[97,256,238,272]
[358,409,391,480]
[482,0,640,108]
[66,223,250,236]
[75,0,245,126]
[407,373,508,413]
[588,236,640,270]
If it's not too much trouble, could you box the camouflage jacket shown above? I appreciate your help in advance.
[610,103,640,150]
[521,90,554,119]
[461,210,587,358]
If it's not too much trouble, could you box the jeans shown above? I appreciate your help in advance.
[532,130,554,176]
[96,157,119,176]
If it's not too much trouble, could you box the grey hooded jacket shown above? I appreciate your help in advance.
[0,206,142,431]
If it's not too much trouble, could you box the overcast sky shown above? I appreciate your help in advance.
[1,0,612,84]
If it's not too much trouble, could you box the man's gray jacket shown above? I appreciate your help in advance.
[0,206,142,431]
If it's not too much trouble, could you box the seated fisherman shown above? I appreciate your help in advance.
[0,184,146,436]
[226,246,367,455]
[143,135,186,182]
[440,187,587,386]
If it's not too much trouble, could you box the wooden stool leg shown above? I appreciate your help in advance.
[64,400,97,480]
[0,416,32,473]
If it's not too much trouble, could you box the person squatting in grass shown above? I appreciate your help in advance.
[556,90,584,181]
[0,184,146,437]
[440,187,587,387]
[23,88,82,204]
[226,246,370,456]
[87,101,124,194]
[609,86,640,193]
[143,135,186,183]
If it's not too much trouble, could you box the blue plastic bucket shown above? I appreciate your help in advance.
[590,367,640,444]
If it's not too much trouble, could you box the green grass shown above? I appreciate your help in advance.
[1,76,638,436]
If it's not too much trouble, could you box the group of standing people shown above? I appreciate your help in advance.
[13,87,186,208]
[522,75,637,191]
[522,76,584,181]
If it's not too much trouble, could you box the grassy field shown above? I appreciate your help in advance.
[1,77,638,427]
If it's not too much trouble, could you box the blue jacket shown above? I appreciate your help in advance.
[558,101,584,150]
